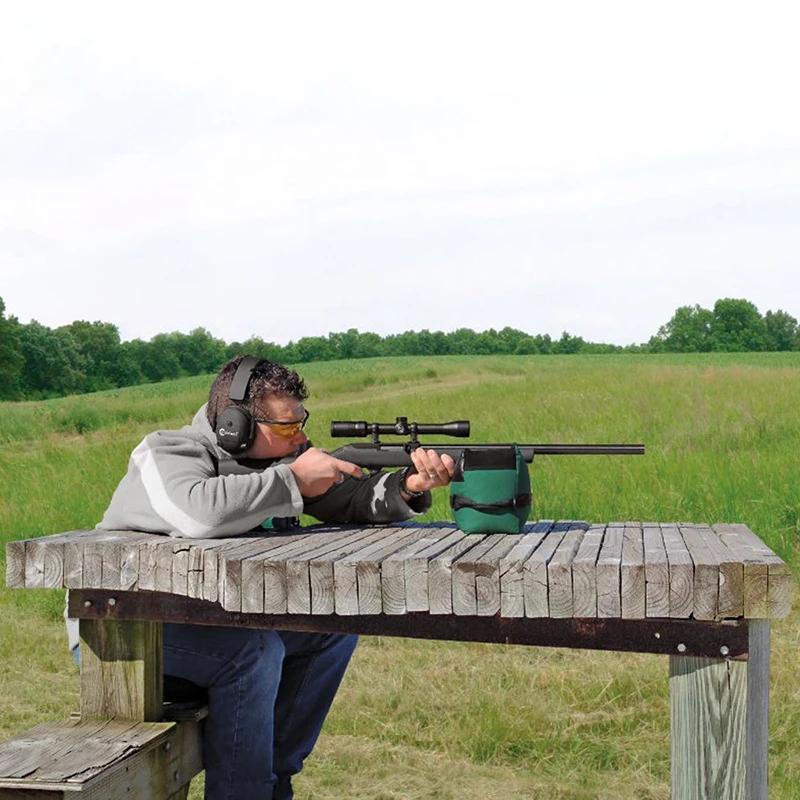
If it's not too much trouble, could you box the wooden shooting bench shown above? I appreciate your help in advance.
[2,520,794,800]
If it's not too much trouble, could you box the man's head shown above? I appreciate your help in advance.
[207,356,309,458]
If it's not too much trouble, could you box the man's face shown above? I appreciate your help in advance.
[246,393,308,459]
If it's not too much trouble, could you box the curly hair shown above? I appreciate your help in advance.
[206,355,309,428]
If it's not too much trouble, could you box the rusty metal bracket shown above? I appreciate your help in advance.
[70,590,750,660]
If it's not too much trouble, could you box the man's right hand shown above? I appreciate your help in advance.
[288,447,363,498]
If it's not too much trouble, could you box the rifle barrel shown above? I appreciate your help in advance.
[331,442,645,467]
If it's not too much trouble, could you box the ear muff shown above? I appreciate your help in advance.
[215,356,261,453]
[215,405,256,453]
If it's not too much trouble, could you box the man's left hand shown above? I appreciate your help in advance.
[403,448,456,494]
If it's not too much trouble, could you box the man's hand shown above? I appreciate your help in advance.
[403,448,456,496]
[288,447,363,498]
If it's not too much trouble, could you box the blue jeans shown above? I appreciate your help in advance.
[74,626,358,800]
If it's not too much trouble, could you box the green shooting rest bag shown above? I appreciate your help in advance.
[449,446,532,534]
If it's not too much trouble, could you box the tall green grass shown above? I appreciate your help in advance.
[1,353,798,799]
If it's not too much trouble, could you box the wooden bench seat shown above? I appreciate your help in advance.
[0,718,202,799]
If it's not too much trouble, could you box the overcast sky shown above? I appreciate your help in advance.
[1,2,798,346]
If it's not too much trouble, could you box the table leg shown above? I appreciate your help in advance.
[669,620,769,800]
[79,618,163,721]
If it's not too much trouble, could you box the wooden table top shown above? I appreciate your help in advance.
[6,521,794,621]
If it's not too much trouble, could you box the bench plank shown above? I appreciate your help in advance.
[679,524,719,621]
[662,524,694,618]
[596,524,624,618]
[524,523,569,618]
[621,523,645,619]
[548,524,588,619]
[643,524,669,618]
[571,524,604,618]
[381,529,454,615]
[499,520,554,617]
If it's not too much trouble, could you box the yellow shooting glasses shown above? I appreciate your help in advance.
[255,409,310,439]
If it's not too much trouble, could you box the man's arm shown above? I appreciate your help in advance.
[300,448,455,525]
[302,468,431,524]
[99,431,306,538]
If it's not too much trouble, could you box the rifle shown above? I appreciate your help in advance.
[329,417,644,470]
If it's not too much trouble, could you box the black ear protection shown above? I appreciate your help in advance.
[215,356,261,453]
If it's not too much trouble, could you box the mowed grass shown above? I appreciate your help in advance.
[0,353,798,799]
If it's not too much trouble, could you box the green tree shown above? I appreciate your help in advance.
[141,334,183,382]
[649,304,714,352]
[19,321,86,396]
[710,298,767,351]
[58,320,134,390]
[170,328,226,374]
[553,331,585,354]
[764,309,798,351]
[0,296,24,399]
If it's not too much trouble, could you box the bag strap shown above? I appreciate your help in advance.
[450,493,531,512]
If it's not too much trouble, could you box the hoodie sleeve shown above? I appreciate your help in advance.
[302,468,431,524]
[99,430,305,538]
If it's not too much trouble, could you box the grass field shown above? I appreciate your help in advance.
[1,353,798,798]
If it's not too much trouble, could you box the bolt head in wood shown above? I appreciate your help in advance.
[677,643,687,653]
[108,597,117,606]
[720,645,729,656]
[83,600,92,607]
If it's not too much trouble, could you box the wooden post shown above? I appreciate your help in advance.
[79,618,163,722]
[670,620,770,800]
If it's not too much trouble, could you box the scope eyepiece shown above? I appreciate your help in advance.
[330,421,368,438]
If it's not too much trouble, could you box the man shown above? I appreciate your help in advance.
[72,355,454,800]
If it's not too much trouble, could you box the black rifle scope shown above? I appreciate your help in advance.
[331,417,470,438]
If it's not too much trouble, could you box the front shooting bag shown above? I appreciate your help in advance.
[449,446,531,534]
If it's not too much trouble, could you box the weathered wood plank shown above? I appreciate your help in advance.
[260,528,376,615]
[79,618,163,721]
[696,524,743,619]
[183,540,228,600]
[572,524,605,618]
[642,524,669,618]
[356,528,431,615]
[427,533,484,614]
[475,535,524,616]
[499,520,554,617]
[136,536,161,593]
[381,529,454,615]
[333,528,424,615]
[0,718,202,800]
[679,524,719,621]
[170,541,192,597]
[293,527,389,615]
[670,620,770,800]
[714,524,769,618]
[451,534,506,616]
[670,653,747,798]
[25,538,65,589]
[238,533,308,613]
[5,540,25,588]
[406,528,465,613]
[596,523,624,618]
[547,524,587,619]
[219,538,292,612]
[0,719,122,781]
[715,523,793,618]
[662,524,694,618]
[524,522,570,618]
[621,523,645,619]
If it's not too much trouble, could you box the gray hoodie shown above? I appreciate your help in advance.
[66,404,429,649]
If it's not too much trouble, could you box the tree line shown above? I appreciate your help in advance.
[0,296,797,400]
